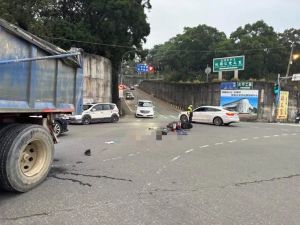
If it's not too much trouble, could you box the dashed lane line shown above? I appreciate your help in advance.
[171,156,181,162]
[199,145,209,148]
[215,142,224,145]
[185,149,194,154]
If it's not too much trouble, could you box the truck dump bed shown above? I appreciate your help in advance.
[0,19,82,114]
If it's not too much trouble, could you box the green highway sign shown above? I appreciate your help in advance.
[213,55,245,72]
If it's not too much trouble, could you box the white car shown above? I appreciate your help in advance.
[135,100,154,118]
[179,106,239,126]
[69,103,119,125]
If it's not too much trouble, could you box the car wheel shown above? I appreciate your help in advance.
[111,114,119,123]
[180,115,189,123]
[213,117,223,126]
[82,116,91,125]
[53,121,62,136]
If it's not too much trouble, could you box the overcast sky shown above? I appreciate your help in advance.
[144,0,300,49]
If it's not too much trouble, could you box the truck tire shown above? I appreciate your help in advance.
[0,124,54,192]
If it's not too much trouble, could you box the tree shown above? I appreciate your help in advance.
[279,28,300,75]
[0,0,151,103]
[230,20,286,79]
[148,25,227,81]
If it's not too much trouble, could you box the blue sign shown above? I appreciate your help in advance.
[220,82,237,90]
[136,64,148,73]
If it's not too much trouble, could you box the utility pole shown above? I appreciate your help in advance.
[285,42,295,79]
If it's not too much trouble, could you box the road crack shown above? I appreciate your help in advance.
[50,175,92,187]
[234,174,300,186]
[0,212,49,221]
[68,172,133,182]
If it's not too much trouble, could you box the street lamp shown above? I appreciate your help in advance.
[286,41,300,78]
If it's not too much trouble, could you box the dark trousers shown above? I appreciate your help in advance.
[188,112,193,123]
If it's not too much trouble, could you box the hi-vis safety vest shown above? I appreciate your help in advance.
[187,105,193,115]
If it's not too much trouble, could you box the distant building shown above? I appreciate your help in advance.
[223,98,254,113]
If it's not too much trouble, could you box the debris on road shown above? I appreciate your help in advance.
[84,149,91,156]
[156,130,162,140]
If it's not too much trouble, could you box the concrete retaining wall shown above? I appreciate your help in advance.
[140,80,300,122]
[83,53,112,104]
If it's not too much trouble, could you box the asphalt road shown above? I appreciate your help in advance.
[0,88,300,225]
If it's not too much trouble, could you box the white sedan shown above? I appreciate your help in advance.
[179,106,239,126]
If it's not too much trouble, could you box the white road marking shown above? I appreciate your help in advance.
[241,138,249,141]
[273,134,279,137]
[128,153,135,157]
[185,149,194,153]
[136,152,141,154]
[228,140,237,143]
[199,145,209,148]
[291,133,297,136]
[215,142,224,145]
[111,157,122,160]
[171,156,181,162]
[103,159,112,162]
[253,137,259,139]
[263,136,270,138]
[282,133,288,136]
[147,183,151,186]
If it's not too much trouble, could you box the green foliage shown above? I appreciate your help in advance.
[0,0,151,102]
[148,20,300,82]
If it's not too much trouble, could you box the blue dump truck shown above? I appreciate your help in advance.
[0,19,83,192]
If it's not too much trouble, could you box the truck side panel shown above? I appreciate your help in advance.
[0,26,82,113]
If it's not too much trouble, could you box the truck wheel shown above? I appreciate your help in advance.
[0,124,54,192]
[82,116,91,125]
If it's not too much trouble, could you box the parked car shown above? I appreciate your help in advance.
[135,100,154,118]
[179,106,239,126]
[69,103,119,125]
[53,118,69,136]
[130,86,135,90]
[125,92,134,100]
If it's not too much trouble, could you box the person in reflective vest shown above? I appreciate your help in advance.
[187,105,193,123]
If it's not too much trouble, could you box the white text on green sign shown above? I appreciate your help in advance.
[213,56,245,72]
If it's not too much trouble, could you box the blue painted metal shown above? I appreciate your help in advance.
[0,52,81,65]
[0,19,82,114]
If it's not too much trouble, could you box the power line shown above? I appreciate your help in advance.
[43,36,136,49]
[42,36,289,53]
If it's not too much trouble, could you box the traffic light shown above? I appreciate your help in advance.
[148,66,155,73]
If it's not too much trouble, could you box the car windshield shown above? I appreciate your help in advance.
[138,102,152,107]
[83,104,92,111]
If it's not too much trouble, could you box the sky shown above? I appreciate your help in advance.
[144,0,300,49]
